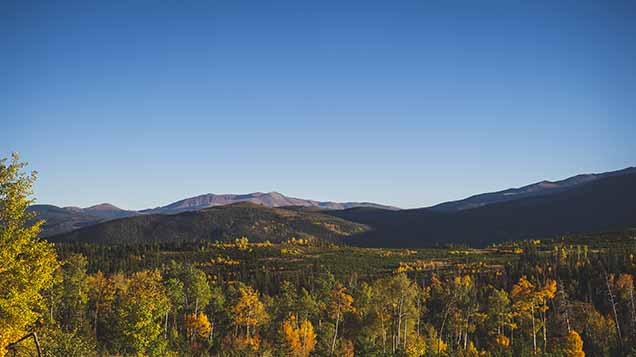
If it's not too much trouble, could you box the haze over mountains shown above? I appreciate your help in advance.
[35,167,636,245]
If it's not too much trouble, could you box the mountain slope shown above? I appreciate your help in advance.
[28,205,102,237]
[49,203,370,244]
[429,167,636,212]
[29,203,138,237]
[81,203,139,220]
[328,172,636,247]
[141,191,399,214]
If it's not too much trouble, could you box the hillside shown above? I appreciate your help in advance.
[28,205,102,237]
[80,203,139,220]
[29,204,138,237]
[328,172,636,247]
[49,202,370,244]
[31,193,393,237]
[429,167,636,212]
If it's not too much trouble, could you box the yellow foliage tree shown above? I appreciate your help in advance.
[86,271,117,337]
[328,284,354,355]
[0,154,59,354]
[429,337,447,354]
[563,330,585,357]
[466,341,480,356]
[185,312,212,341]
[495,334,510,348]
[231,286,268,351]
[405,332,426,357]
[511,276,557,354]
[235,237,249,251]
[282,314,316,356]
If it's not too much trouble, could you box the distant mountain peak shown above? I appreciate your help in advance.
[142,191,399,215]
[84,203,123,211]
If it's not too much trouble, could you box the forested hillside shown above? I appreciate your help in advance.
[49,202,369,244]
[429,167,636,212]
[330,172,636,247]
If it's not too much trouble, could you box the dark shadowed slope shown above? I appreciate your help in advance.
[328,173,636,247]
[29,204,138,237]
[141,191,399,214]
[429,167,636,212]
[32,193,393,236]
[48,202,370,244]
[28,205,102,237]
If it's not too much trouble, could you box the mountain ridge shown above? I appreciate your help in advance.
[32,166,635,240]
[327,171,636,247]
[429,166,636,212]
[49,202,370,245]
[30,192,397,237]
[140,191,400,214]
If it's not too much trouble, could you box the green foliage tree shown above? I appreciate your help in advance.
[111,270,171,355]
[57,254,89,332]
[182,266,212,315]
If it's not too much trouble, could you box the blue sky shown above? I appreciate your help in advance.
[2,0,635,209]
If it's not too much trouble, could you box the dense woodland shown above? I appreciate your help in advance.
[14,235,636,357]
[2,154,636,357]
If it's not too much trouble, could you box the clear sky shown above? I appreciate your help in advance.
[2,0,635,209]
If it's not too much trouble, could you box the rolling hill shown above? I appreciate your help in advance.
[429,167,636,212]
[48,202,370,244]
[327,171,636,247]
[29,203,138,237]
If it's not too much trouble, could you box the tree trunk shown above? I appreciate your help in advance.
[542,302,547,353]
[404,317,408,349]
[606,272,623,342]
[164,312,168,339]
[381,315,386,354]
[397,296,403,353]
[629,281,636,335]
[531,302,537,355]
[330,314,340,355]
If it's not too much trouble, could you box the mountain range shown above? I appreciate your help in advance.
[30,192,396,237]
[140,191,399,214]
[50,202,370,245]
[35,167,636,246]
